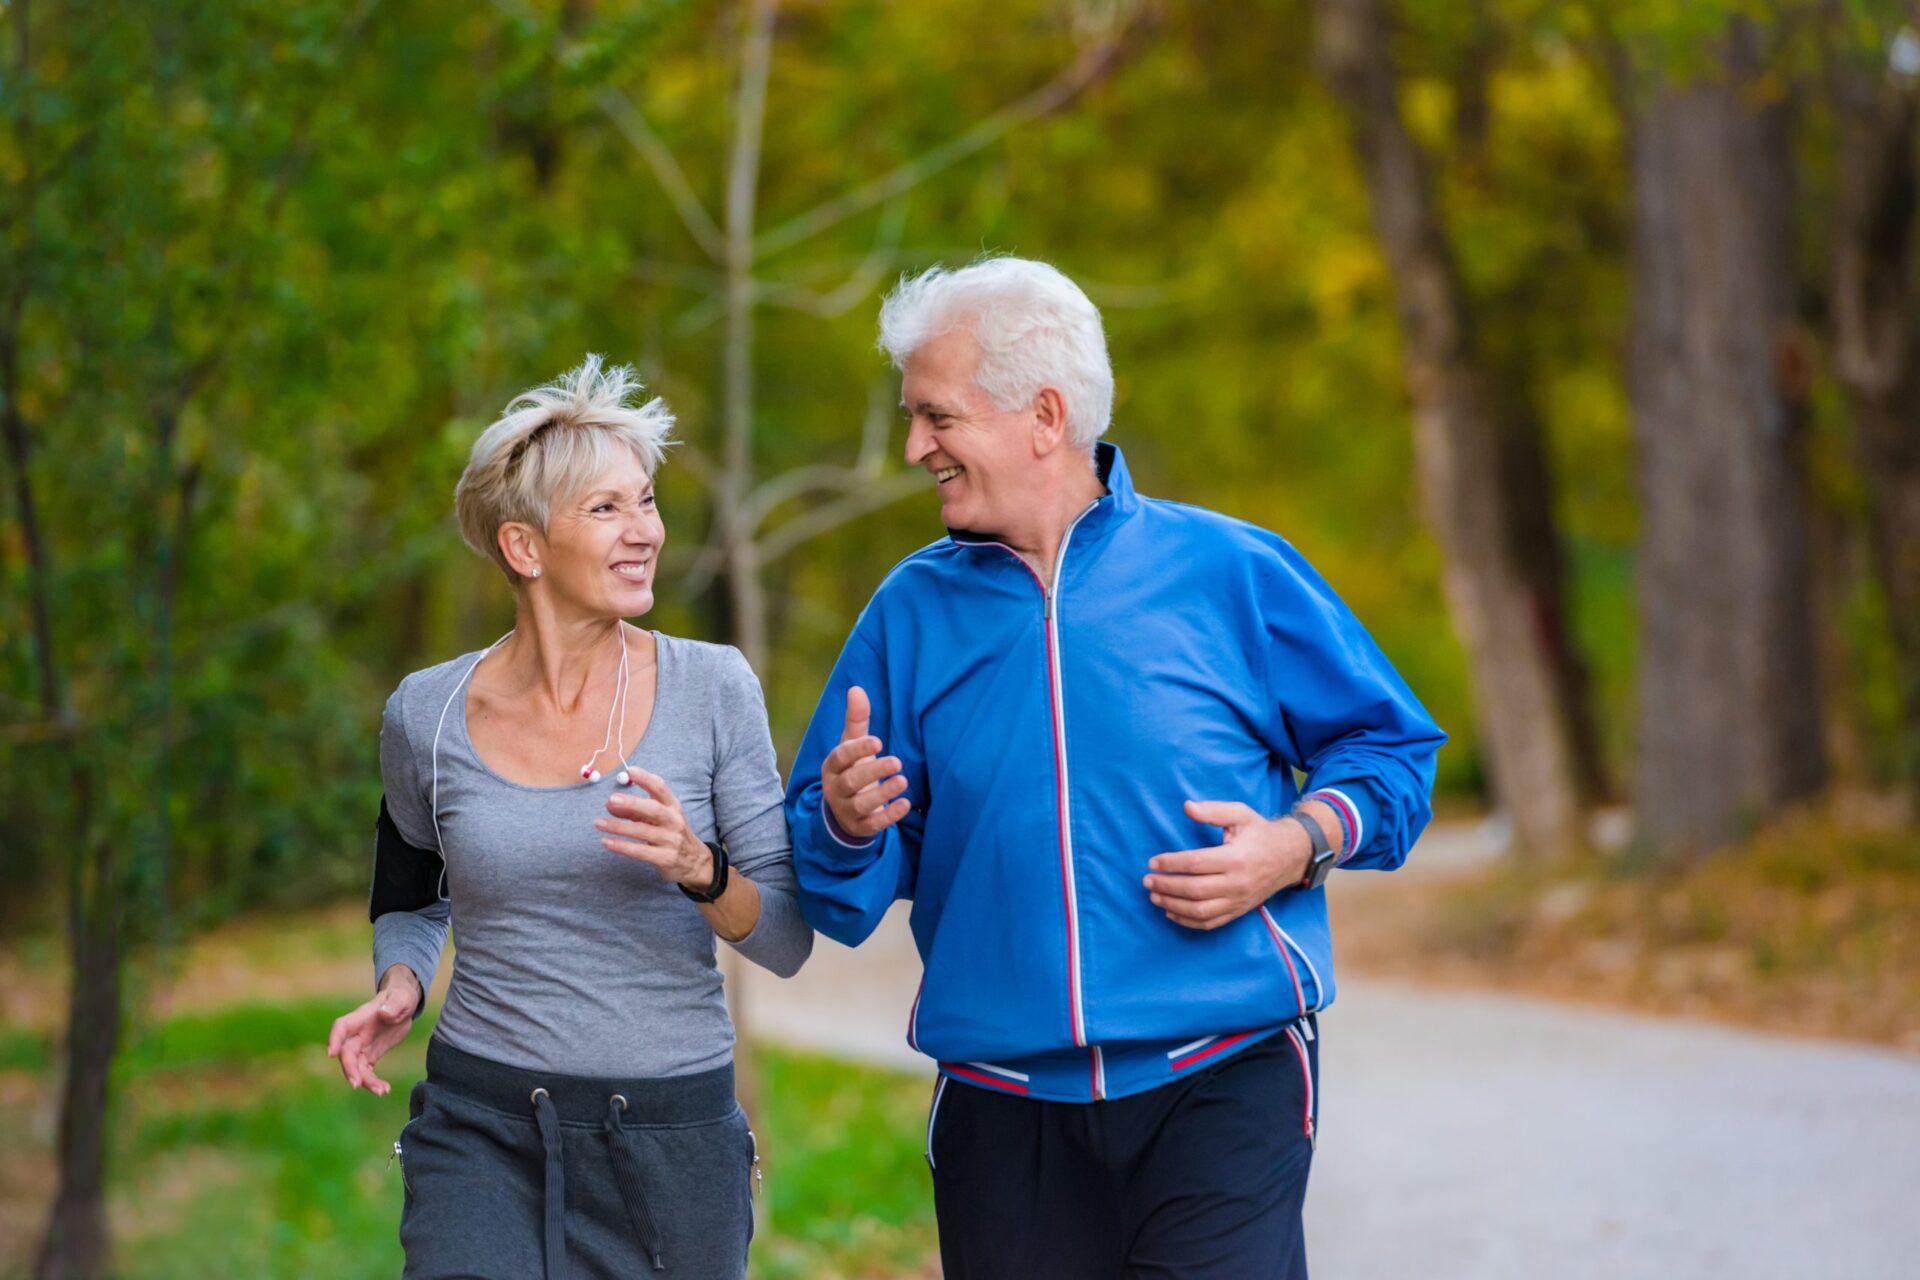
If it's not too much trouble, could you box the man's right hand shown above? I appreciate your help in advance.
[326,965,421,1096]
[822,685,911,842]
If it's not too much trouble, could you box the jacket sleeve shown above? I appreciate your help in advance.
[369,684,450,1008]
[784,626,923,948]
[1259,540,1447,871]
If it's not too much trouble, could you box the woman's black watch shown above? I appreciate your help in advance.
[1288,810,1337,890]
[679,840,731,904]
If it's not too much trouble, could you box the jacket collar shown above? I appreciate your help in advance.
[947,441,1142,550]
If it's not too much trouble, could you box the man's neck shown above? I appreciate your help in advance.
[1005,463,1108,587]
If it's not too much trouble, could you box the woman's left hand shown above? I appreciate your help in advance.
[597,768,716,891]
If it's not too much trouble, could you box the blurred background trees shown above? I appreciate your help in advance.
[3,0,1916,1274]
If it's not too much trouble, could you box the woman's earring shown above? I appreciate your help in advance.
[530,568,542,579]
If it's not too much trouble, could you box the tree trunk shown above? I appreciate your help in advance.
[1626,22,1826,855]
[1831,43,1920,808]
[34,797,120,1280]
[1317,0,1594,857]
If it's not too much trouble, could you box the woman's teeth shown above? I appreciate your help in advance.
[614,563,650,577]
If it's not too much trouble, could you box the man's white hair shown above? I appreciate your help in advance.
[455,354,675,583]
[877,256,1113,449]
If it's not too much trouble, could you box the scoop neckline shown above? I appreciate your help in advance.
[453,628,671,794]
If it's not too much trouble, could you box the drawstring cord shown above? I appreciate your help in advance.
[530,1088,569,1280]
[528,1087,667,1278]
[604,1094,668,1271]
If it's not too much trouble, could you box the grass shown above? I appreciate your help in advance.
[0,942,938,1279]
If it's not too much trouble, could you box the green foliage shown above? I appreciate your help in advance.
[0,0,1908,922]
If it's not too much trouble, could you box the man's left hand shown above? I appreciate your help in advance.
[1143,800,1312,931]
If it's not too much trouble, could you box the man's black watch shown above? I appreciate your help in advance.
[1288,810,1337,890]
[679,840,731,904]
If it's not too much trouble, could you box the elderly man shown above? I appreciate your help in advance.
[785,257,1444,1279]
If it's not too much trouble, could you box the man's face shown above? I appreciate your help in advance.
[900,327,1035,537]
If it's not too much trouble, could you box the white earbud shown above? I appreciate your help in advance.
[616,770,632,786]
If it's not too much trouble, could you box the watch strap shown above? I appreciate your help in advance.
[1287,810,1336,889]
[679,841,730,904]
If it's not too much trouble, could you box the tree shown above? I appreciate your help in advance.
[1623,15,1827,855]
[1316,0,1603,857]
[1828,8,1920,807]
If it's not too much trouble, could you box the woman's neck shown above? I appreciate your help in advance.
[498,606,625,713]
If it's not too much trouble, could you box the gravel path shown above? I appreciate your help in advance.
[736,841,1920,1278]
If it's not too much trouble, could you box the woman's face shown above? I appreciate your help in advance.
[536,453,664,619]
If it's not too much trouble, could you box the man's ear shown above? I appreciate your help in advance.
[1030,386,1071,457]
[497,522,545,580]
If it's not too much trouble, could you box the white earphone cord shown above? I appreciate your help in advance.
[426,623,634,901]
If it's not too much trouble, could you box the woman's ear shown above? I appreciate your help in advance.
[1030,385,1071,457]
[497,522,545,581]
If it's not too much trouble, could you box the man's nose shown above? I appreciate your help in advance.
[904,418,933,465]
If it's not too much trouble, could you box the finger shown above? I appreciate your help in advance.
[825,735,882,776]
[866,796,911,833]
[837,755,903,796]
[1160,896,1239,929]
[1142,872,1235,901]
[625,766,678,808]
[366,1061,391,1096]
[605,792,668,821]
[603,833,677,865]
[327,1016,347,1058]
[1184,799,1263,831]
[334,1035,357,1082]
[848,773,909,817]
[595,813,670,841]
[843,685,871,743]
[1147,847,1237,876]
[342,1038,367,1090]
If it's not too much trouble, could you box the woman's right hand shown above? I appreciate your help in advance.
[326,966,422,1096]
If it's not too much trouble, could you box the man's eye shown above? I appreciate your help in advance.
[641,495,657,508]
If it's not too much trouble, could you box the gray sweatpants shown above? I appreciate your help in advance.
[396,1038,757,1280]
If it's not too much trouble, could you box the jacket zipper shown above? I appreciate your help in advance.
[982,502,1102,1097]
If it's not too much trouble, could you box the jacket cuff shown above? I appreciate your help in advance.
[817,803,880,853]
[1305,785,1374,864]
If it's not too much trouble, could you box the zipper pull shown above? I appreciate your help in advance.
[388,1139,402,1171]
[1307,1115,1317,1152]
[1043,590,1053,621]
[749,1129,763,1198]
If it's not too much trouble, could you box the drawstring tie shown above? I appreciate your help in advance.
[604,1094,668,1271]
[528,1087,667,1278]
[530,1088,569,1280]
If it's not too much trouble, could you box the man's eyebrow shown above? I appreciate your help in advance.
[908,399,956,415]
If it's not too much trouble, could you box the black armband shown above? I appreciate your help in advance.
[368,795,446,921]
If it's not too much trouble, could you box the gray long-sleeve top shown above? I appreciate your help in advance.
[371,632,812,1078]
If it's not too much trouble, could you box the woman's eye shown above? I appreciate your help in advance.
[593,503,615,514]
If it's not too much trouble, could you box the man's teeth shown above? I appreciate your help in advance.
[935,466,964,483]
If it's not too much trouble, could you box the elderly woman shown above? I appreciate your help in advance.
[326,356,811,1279]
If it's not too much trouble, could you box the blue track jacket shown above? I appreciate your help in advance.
[786,444,1445,1103]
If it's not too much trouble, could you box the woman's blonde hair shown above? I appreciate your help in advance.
[455,355,676,583]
